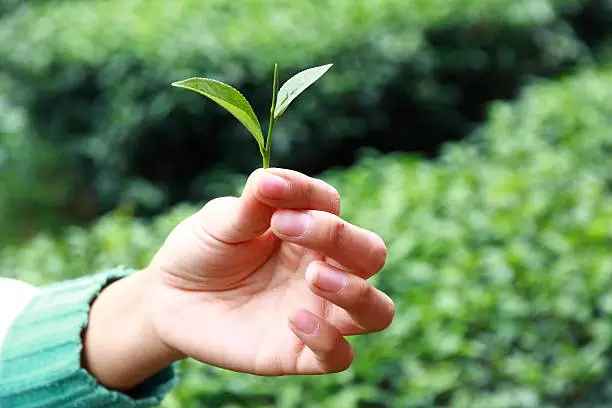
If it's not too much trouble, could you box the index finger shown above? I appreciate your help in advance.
[271,209,387,278]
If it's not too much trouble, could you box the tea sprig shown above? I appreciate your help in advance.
[172,63,332,168]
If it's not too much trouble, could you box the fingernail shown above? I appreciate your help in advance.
[306,264,347,293]
[274,211,311,237]
[259,173,289,200]
[291,310,319,335]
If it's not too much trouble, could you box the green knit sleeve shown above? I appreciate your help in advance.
[0,267,178,408]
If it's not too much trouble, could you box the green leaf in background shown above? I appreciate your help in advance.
[171,78,265,151]
[273,64,333,119]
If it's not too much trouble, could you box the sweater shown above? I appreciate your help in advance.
[0,268,178,407]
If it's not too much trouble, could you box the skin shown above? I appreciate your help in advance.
[82,168,395,391]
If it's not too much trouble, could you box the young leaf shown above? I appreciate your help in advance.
[172,78,265,150]
[274,64,332,119]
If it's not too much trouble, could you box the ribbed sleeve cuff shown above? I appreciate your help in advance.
[0,267,178,408]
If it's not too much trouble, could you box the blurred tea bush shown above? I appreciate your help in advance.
[2,0,611,244]
[3,63,612,406]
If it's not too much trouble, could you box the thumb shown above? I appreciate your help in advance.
[194,194,275,244]
[192,169,285,244]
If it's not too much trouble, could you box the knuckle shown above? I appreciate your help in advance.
[317,332,343,357]
[200,196,228,212]
[193,197,255,244]
[192,198,228,238]
[188,213,207,243]
[354,279,372,309]
[327,218,346,248]
[303,177,315,203]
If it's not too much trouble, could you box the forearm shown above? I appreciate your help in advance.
[0,268,179,407]
[83,269,184,391]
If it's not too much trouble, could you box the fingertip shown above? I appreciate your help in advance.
[255,170,290,200]
[304,262,319,286]
[288,308,320,335]
[271,210,312,238]
[288,309,355,374]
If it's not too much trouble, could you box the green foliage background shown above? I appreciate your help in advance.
[2,0,612,407]
[2,0,610,242]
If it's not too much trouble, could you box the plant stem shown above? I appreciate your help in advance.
[263,63,279,168]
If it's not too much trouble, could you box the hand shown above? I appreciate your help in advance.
[83,169,394,389]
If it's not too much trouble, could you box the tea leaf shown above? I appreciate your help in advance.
[172,78,264,150]
[274,64,332,119]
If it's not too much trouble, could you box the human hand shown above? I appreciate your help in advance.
[84,169,394,389]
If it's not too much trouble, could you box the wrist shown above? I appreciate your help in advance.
[82,269,184,391]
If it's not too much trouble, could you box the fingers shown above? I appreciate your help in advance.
[287,261,394,373]
[288,309,354,374]
[305,261,395,335]
[195,168,341,244]
[271,210,387,278]
[248,168,341,216]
